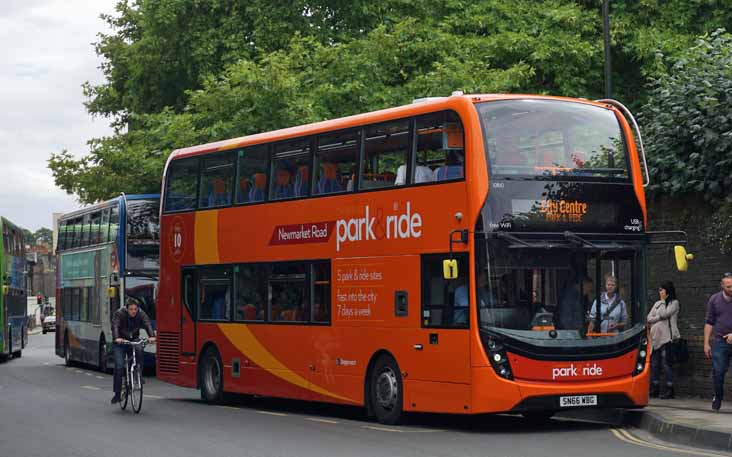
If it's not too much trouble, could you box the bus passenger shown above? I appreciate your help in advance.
[556,276,593,331]
[394,164,433,185]
[587,275,627,334]
[433,151,464,181]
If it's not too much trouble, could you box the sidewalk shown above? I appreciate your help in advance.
[565,398,732,453]
[627,397,732,453]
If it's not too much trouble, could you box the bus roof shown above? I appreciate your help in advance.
[168,93,608,161]
[58,194,160,221]
[0,216,24,233]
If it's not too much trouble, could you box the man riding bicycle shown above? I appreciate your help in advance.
[111,297,156,404]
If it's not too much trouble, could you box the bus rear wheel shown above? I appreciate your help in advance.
[200,347,224,404]
[369,355,403,425]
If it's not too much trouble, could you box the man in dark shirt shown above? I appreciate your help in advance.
[704,273,732,411]
[110,298,156,404]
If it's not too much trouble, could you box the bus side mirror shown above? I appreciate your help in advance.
[108,287,117,298]
[443,259,458,280]
[674,245,694,272]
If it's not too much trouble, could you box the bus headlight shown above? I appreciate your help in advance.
[633,334,649,376]
[483,336,513,381]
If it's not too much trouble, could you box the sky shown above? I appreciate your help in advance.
[0,0,118,231]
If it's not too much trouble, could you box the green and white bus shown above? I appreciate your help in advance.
[55,194,160,370]
[0,217,28,361]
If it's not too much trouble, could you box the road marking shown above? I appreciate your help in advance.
[80,386,101,391]
[610,428,730,457]
[256,410,288,417]
[305,417,339,424]
[217,406,241,411]
[362,425,401,433]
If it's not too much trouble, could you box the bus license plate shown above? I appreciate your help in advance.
[559,395,597,408]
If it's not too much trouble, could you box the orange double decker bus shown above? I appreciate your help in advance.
[156,93,690,424]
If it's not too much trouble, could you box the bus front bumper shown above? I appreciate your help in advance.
[470,364,649,414]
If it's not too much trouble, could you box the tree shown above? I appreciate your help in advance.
[34,228,53,246]
[640,29,732,253]
[50,0,732,203]
[22,229,35,246]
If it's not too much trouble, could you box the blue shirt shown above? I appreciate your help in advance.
[588,292,627,333]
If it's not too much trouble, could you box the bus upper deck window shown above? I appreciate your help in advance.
[315,131,358,195]
[236,145,268,204]
[362,120,409,190]
[415,111,465,183]
[270,139,310,201]
[199,155,234,209]
[165,158,199,212]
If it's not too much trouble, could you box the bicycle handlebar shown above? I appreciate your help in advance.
[119,338,150,347]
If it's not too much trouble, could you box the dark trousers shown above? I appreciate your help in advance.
[650,343,673,387]
[113,344,143,395]
[712,341,732,401]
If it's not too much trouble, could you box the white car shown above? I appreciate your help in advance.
[42,315,56,334]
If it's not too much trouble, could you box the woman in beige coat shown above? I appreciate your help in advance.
[647,281,680,399]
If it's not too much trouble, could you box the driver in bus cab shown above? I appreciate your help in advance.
[110,297,156,404]
[454,269,493,324]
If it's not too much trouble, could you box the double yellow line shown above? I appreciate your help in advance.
[610,428,730,457]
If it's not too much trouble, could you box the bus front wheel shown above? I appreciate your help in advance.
[64,334,73,366]
[98,337,108,373]
[200,346,224,404]
[369,355,403,425]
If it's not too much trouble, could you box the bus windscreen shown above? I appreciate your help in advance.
[475,237,644,337]
[126,199,160,272]
[478,99,629,180]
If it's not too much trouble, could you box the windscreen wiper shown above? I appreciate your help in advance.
[495,232,562,249]
[563,231,598,249]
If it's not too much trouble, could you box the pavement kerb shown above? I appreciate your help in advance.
[562,408,732,454]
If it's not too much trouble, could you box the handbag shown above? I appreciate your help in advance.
[667,338,689,364]
[666,315,688,364]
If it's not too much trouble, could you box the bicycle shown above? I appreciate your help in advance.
[118,339,148,414]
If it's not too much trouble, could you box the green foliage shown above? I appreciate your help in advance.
[22,228,53,246]
[51,0,732,205]
[640,29,732,252]
[706,203,732,254]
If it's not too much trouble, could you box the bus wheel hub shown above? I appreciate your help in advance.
[376,368,398,410]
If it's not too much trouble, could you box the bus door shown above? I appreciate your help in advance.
[409,253,472,385]
[180,268,197,356]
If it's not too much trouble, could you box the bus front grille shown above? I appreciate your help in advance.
[157,332,180,374]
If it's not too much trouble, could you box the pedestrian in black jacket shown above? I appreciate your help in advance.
[110,298,156,404]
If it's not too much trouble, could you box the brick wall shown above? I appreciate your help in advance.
[647,196,732,398]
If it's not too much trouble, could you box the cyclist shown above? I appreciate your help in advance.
[110,297,156,404]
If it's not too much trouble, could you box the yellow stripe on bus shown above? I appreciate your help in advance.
[218,324,355,403]
[194,211,220,264]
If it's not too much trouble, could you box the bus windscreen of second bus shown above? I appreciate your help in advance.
[126,199,160,272]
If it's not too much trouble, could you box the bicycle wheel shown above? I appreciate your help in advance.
[131,365,143,414]
[119,360,129,411]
